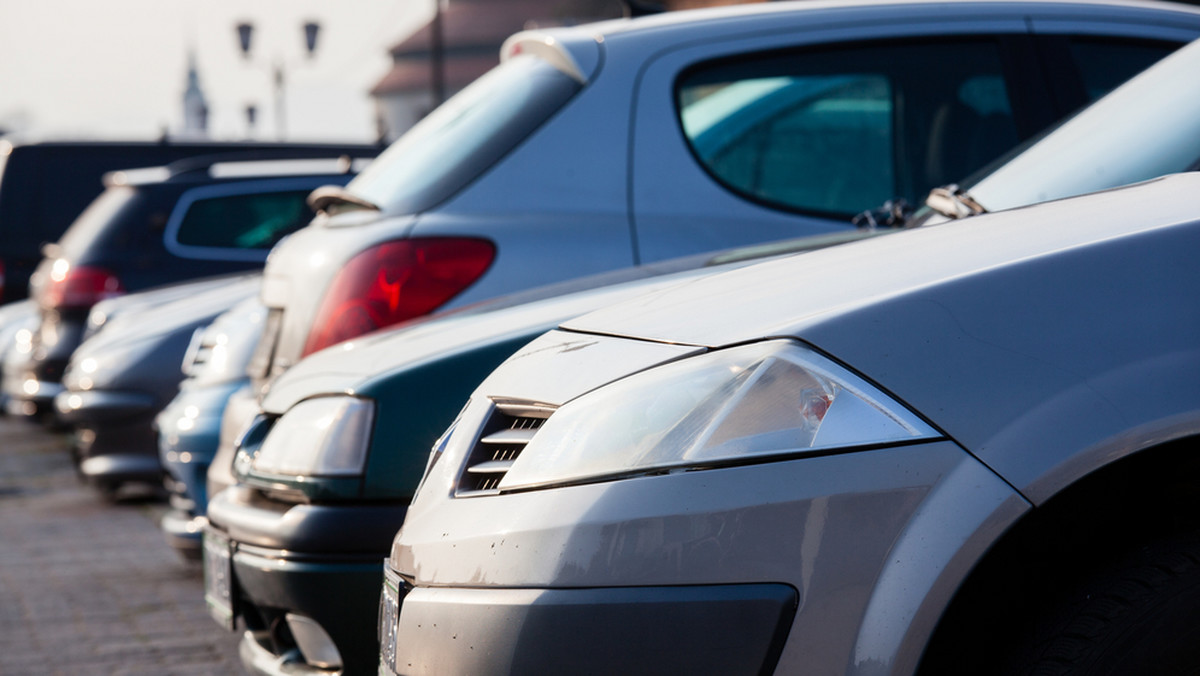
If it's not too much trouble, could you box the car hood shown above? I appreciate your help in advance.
[260,267,736,414]
[565,176,1191,346]
[77,275,261,356]
[562,174,1200,501]
[87,273,255,336]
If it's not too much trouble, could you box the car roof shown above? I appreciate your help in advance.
[519,0,1200,85]
[594,0,1200,34]
[102,156,368,188]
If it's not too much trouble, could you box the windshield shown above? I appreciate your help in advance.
[961,40,1200,213]
[348,53,581,216]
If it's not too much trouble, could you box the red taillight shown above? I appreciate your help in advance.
[301,237,495,356]
[42,261,124,310]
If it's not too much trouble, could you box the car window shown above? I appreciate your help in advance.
[348,53,581,215]
[175,190,313,250]
[963,39,1200,213]
[1067,38,1177,103]
[56,186,142,256]
[676,39,1019,216]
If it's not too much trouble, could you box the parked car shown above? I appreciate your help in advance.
[202,229,878,675]
[55,275,261,495]
[0,139,377,303]
[1,276,241,421]
[0,300,38,412]
[380,173,1200,675]
[158,295,265,556]
[5,154,367,419]
[250,0,1200,389]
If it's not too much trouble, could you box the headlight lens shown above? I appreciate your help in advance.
[246,396,375,477]
[498,340,939,490]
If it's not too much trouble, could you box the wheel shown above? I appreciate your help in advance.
[1005,530,1200,675]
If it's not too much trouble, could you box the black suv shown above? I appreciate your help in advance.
[0,139,379,303]
[5,153,372,420]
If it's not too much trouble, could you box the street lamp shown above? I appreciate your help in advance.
[235,20,321,140]
[430,0,446,108]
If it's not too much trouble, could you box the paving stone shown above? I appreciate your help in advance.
[0,417,241,673]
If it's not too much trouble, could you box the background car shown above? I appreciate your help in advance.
[6,154,369,419]
[0,139,378,303]
[56,275,261,496]
[158,295,265,557]
[251,0,1200,391]
[382,173,1200,675]
[0,299,38,412]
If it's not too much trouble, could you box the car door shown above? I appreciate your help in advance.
[629,8,1199,264]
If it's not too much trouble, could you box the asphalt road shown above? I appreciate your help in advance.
[0,416,242,675]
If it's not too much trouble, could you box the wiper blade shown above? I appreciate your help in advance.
[923,184,986,220]
[852,198,913,230]
[307,185,381,215]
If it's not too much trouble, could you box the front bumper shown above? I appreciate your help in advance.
[56,390,163,487]
[386,440,1029,675]
[387,583,797,675]
[206,485,409,676]
[3,370,65,417]
[6,313,84,418]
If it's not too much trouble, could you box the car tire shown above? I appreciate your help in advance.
[1006,529,1200,675]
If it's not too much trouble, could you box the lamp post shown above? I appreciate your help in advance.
[430,0,446,108]
[235,20,321,140]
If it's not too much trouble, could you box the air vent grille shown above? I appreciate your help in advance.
[457,401,555,496]
[182,327,217,376]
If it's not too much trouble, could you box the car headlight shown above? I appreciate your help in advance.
[497,340,940,491]
[240,396,375,478]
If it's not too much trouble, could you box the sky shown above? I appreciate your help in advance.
[0,0,430,142]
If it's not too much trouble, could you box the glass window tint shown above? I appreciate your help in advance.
[349,53,581,215]
[677,40,1018,216]
[57,186,140,257]
[1068,39,1176,102]
[966,40,1200,214]
[175,190,313,249]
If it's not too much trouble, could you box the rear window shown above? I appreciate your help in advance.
[56,186,145,257]
[348,53,581,215]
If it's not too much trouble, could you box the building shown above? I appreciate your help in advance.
[370,0,765,139]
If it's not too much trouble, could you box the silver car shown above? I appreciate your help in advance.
[382,173,1200,675]
[252,0,1200,383]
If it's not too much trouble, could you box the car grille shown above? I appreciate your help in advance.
[182,327,217,376]
[456,400,555,497]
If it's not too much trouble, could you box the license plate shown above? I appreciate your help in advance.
[379,564,402,674]
[202,527,237,631]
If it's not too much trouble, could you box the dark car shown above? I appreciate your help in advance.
[0,139,377,303]
[5,154,367,420]
[56,274,262,497]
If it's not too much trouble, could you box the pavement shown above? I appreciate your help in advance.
[0,416,242,675]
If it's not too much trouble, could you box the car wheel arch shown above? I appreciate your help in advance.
[915,433,1200,675]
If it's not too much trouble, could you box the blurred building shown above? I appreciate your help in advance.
[180,53,210,139]
[370,0,766,139]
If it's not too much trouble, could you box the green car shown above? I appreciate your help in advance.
[200,232,872,675]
